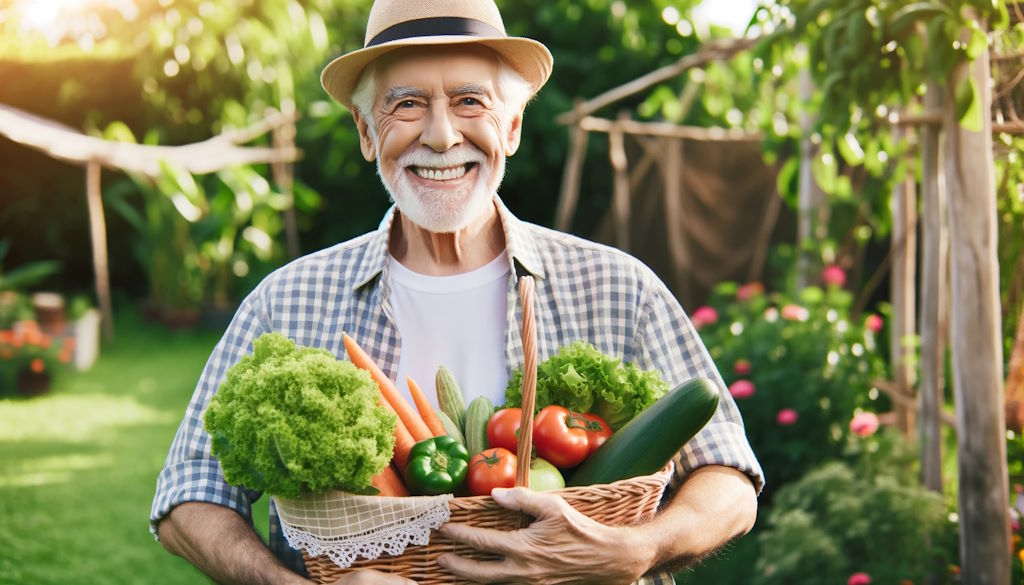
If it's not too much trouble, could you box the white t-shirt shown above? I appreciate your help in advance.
[387,252,511,409]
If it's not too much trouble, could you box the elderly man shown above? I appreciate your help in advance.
[151,1,763,584]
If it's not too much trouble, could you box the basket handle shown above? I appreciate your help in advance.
[514,275,537,488]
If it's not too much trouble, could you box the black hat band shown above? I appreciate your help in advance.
[366,17,504,48]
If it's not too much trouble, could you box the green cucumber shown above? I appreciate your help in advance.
[464,396,494,457]
[567,377,719,487]
[435,365,467,431]
[436,409,466,448]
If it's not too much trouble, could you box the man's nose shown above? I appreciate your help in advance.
[420,102,461,152]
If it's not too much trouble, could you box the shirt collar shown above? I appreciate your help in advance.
[350,197,546,292]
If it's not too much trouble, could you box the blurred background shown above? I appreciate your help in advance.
[1,0,1023,583]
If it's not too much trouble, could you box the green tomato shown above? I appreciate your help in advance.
[529,457,565,492]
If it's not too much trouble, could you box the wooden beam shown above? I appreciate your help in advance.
[873,379,957,429]
[890,123,918,437]
[662,138,691,304]
[271,119,300,260]
[609,111,631,251]
[555,36,763,126]
[555,112,589,232]
[796,68,827,290]
[85,162,114,342]
[576,116,761,141]
[943,46,1011,584]
[919,81,946,493]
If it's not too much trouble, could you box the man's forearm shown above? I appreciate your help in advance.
[635,465,758,572]
[157,502,309,585]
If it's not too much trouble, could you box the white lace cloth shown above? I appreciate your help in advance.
[273,491,453,569]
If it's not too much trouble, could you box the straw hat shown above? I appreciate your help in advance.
[321,0,553,111]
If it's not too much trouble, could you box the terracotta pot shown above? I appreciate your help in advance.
[16,369,51,396]
[33,292,66,335]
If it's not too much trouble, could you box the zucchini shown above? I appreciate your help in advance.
[464,396,494,457]
[435,365,467,431]
[567,377,719,487]
[436,409,466,448]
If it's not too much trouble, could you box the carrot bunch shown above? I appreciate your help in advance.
[342,333,446,497]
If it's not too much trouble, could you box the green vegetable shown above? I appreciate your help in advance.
[505,341,669,430]
[436,365,467,431]
[567,377,719,487]
[404,436,470,495]
[203,332,397,498]
[436,409,466,447]
[529,457,566,492]
[464,396,494,457]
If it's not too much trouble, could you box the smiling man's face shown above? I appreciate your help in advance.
[354,45,524,233]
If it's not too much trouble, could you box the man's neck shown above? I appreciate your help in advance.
[389,201,506,276]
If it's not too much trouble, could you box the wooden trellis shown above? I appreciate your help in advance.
[555,28,1023,583]
[0,103,301,341]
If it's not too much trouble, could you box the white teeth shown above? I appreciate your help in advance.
[414,165,468,181]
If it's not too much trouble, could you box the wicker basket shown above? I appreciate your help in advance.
[299,276,673,584]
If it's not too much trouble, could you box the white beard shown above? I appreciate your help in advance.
[376,143,504,233]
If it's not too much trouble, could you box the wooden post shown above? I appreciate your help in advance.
[85,161,114,342]
[272,119,300,259]
[944,47,1010,584]
[796,67,827,289]
[609,110,631,251]
[919,82,946,493]
[555,100,588,232]
[890,123,918,437]
[662,138,691,304]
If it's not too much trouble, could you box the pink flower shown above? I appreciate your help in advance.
[865,314,883,333]
[776,408,798,426]
[847,572,872,585]
[729,380,756,399]
[691,306,719,329]
[781,304,809,321]
[849,412,880,437]
[822,264,847,288]
[733,359,752,376]
[736,281,765,301]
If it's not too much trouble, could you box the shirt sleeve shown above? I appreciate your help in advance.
[149,286,272,538]
[631,274,765,495]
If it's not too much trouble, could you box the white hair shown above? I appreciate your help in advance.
[350,52,534,138]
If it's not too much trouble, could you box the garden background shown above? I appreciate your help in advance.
[1,0,1023,584]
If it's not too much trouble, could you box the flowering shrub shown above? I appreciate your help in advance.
[694,275,886,495]
[0,320,73,396]
[754,431,958,585]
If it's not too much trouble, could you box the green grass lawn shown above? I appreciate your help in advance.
[0,312,270,585]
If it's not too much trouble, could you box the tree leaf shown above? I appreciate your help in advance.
[956,75,984,133]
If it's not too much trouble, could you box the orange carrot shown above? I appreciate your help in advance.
[407,375,446,437]
[372,464,409,497]
[379,397,415,471]
[343,332,433,442]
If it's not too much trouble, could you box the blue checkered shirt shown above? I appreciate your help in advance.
[150,198,764,584]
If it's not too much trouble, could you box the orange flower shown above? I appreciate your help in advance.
[900,580,914,585]
[1019,548,1024,565]
[39,335,52,349]
[949,565,961,575]
[58,349,72,363]
[62,337,76,351]
[30,358,45,373]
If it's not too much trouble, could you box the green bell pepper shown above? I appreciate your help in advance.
[404,435,470,495]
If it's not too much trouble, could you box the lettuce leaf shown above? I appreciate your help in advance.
[505,340,668,430]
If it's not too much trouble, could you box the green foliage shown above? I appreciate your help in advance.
[696,278,886,494]
[203,332,397,497]
[504,340,669,431]
[755,443,958,584]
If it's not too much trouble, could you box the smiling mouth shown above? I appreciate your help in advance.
[409,163,477,181]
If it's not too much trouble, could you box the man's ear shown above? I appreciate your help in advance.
[504,108,524,157]
[353,112,376,162]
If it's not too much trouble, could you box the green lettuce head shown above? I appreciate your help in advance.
[204,332,396,498]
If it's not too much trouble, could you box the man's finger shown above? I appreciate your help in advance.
[490,487,567,518]
[438,522,519,555]
[437,553,515,584]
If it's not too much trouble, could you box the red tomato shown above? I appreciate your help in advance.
[581,412,612,454]
[532,406,591,468]
[487,408,522,453]
[467,448,518,496]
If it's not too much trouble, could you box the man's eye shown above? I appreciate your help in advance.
[460,97,481,106]
[398,100,418,109]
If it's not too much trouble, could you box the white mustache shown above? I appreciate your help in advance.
[397,145,487,169]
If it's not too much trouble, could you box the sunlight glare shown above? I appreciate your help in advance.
[693,0,759,37]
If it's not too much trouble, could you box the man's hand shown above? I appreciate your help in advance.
[327,569,418,584]
[437,488,652,585]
